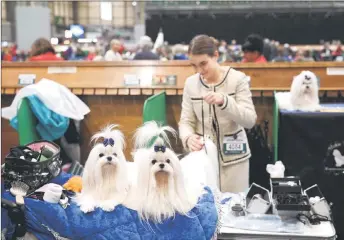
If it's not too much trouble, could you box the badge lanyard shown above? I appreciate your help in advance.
[201,99,208,154]
[201,84,214,154]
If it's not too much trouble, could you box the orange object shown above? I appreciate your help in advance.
[63,176,83,193]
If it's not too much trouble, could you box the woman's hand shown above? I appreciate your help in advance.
[203,92,224,105]
[187,134,204,152]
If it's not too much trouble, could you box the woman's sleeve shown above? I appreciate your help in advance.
[179,83,197,150]
[218,75,257,129]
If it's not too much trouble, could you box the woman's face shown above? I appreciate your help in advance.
[189,53,218,80]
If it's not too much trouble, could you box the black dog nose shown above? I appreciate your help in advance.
[159,163,165,169]
[306,85,310,89]
[107,156,112,161]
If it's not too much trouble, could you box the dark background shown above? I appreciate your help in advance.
[146,12,344,44]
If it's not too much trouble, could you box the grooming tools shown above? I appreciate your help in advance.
[10,181,29,205]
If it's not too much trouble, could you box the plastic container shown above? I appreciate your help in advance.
[304,184,332,219]
[246,183,271,214]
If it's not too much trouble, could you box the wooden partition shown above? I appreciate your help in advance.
[2,61,344,162]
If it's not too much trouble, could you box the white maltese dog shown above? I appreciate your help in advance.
[180,136,220,205]
[124,121,193,223]
[276,70,320,111]
[75,124,129,213]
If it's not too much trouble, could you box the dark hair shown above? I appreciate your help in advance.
[30,38,56,57]
[242,34,264,54]
[188,34,217,56]
[304,50,312,58]
[277,46,284,56]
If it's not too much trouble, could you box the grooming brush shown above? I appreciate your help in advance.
[10,181,29,205]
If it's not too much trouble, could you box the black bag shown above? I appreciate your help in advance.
[2,141,62,194]
[247,121,273,189]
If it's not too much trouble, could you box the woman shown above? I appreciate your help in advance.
[29,38,63,61]
[179,35,257,193]
[104,39,123,61]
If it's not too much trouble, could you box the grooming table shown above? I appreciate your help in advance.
[218,222,336,240]
[217,202,336,240]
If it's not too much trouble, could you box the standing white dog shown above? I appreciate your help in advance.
[75,124,129,213]
[124,121,193,223]
[276,70,320,111]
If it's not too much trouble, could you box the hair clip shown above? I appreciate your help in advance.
[154,145,166,153]
[103,138,115,147]
[305,75,311,80]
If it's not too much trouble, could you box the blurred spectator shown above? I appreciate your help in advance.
[218,40,230,62]
[62,46,74,60]
[231,39,239,49]
[294,50,305,62]
[2,47,13,61]
[29,38,63,61]
[320,42,332,61]
[156,46,168,60]
[134,36,159,60]
[18,50,27,62]
[229,41,242,62]
[272,47,290,62]
[333,43,343,60]
[270,40,278,60]
[283,43,293,59]
[218,40,227,54]
[173,44,188,60]
[104,39,123,61]
[263,38,272,61]
[10,44,17,57]
[92,49,104,61]
[118,37,125,54]
[74,47,86,60]
[242,34,267,63]
[302,50,315,62]
[86,50,96,61]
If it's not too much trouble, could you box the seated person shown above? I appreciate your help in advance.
[242,34,267,63]
[29,38,63,61]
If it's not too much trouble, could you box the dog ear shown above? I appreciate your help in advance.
[290,75,303,97]
[166,149,192,211]
[81,147,98,193]
[133,149,153,219]
[110,129,125,151]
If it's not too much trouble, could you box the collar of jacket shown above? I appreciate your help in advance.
[199,67,231,89]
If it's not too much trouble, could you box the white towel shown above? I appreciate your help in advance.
[2,78,90,121]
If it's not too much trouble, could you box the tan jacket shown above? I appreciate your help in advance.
[179,66,257,167]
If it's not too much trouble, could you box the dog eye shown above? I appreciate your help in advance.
[113,153,117,157]
[99,153,104,157]
[151,159,157,165]
[166,159,170,163]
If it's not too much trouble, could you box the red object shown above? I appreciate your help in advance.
[10,45,17,56]
[333,46,343,57]
[242,55,267,63]
[118,44,125,54]
[3,53,12,61]
[86,53,96,61]
[29,52,63,61]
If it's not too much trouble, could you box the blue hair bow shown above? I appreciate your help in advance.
[154,145,166,153]
[103,138,115,147]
